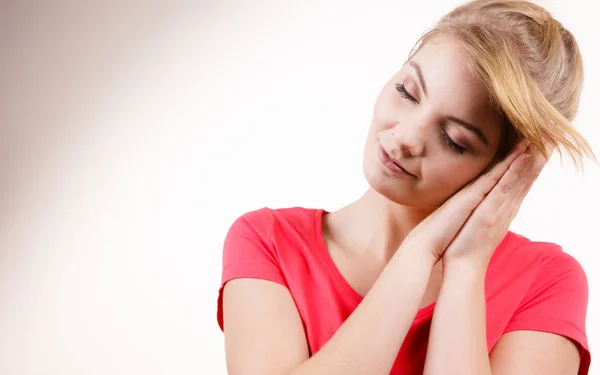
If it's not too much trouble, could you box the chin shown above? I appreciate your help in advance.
[362,160,416,206]
[363,157,451,209]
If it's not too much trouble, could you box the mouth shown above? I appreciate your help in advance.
[378,144,416,178]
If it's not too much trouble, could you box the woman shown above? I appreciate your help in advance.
[217,0,595,374]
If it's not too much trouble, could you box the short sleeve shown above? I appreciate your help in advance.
[216,208,288,331]
[504,250,591,374]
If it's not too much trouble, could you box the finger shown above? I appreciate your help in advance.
[462,139,531,200]
[541,139,555,158]
[527,138,554,164]
[515,147,548,199]
[419,139,534,257]
[481,152,532,211]
[501,148,548,221]
[425,140,530,235]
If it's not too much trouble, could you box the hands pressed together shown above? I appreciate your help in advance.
[404,138,554,269]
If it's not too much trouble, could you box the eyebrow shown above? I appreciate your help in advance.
[408,60,489,146]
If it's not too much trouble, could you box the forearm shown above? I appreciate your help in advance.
[423,260,492,375]
[289,249,435,375]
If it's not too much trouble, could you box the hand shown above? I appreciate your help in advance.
[401,139,534,265]
[441,140,554,268]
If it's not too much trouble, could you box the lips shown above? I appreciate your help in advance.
[389,156,415,176]
[378,144,416,178]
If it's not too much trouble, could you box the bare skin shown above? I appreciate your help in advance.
[222,34,581,375]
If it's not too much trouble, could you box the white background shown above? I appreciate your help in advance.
[1,0,598,374]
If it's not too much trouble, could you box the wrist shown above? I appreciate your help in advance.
[393,242,439,271]
[442,256,488,279]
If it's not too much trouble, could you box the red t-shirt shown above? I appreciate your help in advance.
[217,207,591,374]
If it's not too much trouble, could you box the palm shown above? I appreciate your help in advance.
[442,142,551,264]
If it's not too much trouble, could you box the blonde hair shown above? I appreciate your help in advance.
[407,0,597,171]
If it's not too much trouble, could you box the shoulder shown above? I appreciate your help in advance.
[498,232,590,372]
[218,206,325,331]
[226,206,323,240]
[489,231,589,325]
[499,231,589,338]
[503,231,587,283]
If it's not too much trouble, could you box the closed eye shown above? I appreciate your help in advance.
[395,83,418,104]
[441,127,466,155]
[396,82,467,155]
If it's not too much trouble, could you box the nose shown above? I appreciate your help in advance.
[391,120,426,157]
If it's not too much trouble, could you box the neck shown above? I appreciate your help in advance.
[324,188,437,263]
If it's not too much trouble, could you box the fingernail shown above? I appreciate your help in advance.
[514,139,530,152]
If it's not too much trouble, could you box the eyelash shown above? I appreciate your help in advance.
[395,83,466,155]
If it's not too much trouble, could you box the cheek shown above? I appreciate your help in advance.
[426,160,485,193]
[372,88,402,126]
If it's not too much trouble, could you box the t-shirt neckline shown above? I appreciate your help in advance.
[311,208,436,321]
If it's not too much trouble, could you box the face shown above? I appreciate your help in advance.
[363,35,503,209]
